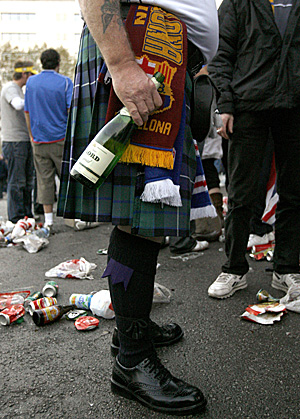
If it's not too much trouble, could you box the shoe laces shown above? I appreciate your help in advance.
[216,273,235,284]
[144,354,171,382]
[288,274,300,285]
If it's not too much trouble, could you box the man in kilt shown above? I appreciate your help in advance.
[58,0,218,414]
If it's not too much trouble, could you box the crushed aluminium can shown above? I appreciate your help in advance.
[75,316,99,331]
[0,304,25,326]
[42,281,59,298]
[66,309,88,321]
[24,291,43,311]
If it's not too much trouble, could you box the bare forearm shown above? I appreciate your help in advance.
[79,0,162,125]
[79,0,135,73]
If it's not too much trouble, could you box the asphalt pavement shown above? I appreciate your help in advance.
[0,195,299,419]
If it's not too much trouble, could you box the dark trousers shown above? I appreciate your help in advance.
[0,158,8,199]
[202,158,220,190]
[223,108,300,275]
[249,131,274,237]
[2,142,34,223]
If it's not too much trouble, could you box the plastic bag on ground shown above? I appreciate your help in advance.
[280,284,300,313]
[45,257,97,279]
[90,290,115,319]
[153,282,171,303]
[13,234,49,253]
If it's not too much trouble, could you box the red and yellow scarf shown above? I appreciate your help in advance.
[105,4,187,169]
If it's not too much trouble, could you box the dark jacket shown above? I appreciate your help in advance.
[208,0,300,114]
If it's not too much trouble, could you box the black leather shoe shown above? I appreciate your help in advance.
[111,354,207,415]
[111,320,184,356]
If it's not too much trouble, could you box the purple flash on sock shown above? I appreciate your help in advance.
[101,258,134,291]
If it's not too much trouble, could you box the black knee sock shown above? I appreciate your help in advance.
[103,227,161,367]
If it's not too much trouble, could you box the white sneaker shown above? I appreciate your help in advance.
[193,240,209,251]
[247,232,275,249]
[271,272,300,292]
[208,272,247,299]
[74,220,101,231]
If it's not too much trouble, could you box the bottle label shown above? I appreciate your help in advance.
[74,140,115,183]
[43,306,60,323]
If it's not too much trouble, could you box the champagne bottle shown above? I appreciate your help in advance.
[70,72,165,190]
[32,304,75,326]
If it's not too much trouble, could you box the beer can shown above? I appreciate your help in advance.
[69,293,92,310]
[42,281,59,298]
[24,291,43,311]
[0,304,25,326]
[28,297,57,315]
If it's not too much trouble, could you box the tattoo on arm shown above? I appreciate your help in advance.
[101,0,123,33]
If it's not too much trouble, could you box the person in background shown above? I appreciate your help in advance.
[0,61,36,223]
[207,0,300,299]
[0,153,8,199]
[24,49,73,229]
[194,76,224,243]
[58,0,218,414]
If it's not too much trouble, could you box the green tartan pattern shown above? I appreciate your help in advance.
[57,25,197,237]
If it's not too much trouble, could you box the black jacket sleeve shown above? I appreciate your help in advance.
[208,0,238,114]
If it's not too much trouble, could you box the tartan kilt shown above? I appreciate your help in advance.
[57,25,197,238]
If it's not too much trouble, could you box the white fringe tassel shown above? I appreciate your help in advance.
[141,179,182,207]
[190,204,217,221]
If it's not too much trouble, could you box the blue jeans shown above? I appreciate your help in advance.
[2,142,34,223]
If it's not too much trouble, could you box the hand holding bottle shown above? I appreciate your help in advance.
[71,72,165,190]
[111,62,163,126]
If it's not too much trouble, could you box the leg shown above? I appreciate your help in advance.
[32,143,57,226]
[2,142,31,223]
[194,158,223,241]
[33,169,44,217]
[104,227,163,367]
[103,227,206,414]
[24,143,34,219]
[249,131,274,237]
[208,112,271,299]
[271,108,300,274]
[222,112,270,275]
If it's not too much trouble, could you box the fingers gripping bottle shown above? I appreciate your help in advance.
[70,72,165,190]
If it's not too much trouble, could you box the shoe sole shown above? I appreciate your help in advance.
[110,330,184,357]
[208,281,247,299]
[111,379,207,416]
